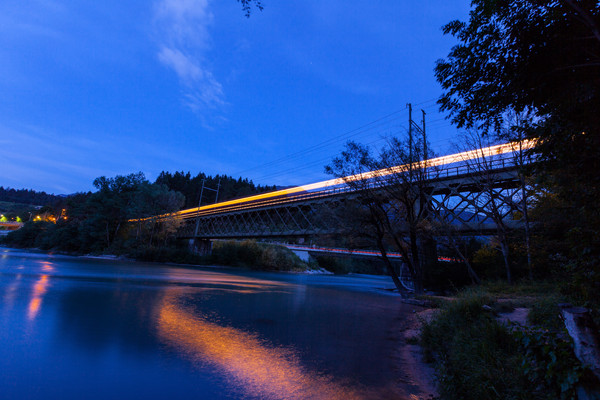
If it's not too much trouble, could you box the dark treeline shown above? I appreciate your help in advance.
[3,173,184,254]
[2,171,313,272]
[0,171,290,268]
[155,171,276,209]
[0,186,62,206]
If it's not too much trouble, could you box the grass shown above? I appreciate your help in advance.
[481,279,561,297]
[419,284,584,400]
[420,290,525,400]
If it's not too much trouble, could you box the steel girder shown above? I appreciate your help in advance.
[178,196,346,239]
[425,169,525,234]
[179,167,526,239]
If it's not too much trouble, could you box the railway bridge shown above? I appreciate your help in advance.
[167,140,535,254]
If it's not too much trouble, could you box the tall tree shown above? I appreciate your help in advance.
[435,0,600,190]
[326,136,435,294]
[436,0,600,299]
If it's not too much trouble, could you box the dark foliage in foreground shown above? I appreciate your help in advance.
[420,291,586,400]
[436,0,600,310]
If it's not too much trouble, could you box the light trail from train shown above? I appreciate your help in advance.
[146,139,536,221]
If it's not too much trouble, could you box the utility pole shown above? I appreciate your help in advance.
[407,103,413,165]
[407,103,428,161]
[422,109,427,160]
[194,178,221,237]
[407,103,434,281]
[214,178,221,204]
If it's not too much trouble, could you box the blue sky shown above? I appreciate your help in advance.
[0,1,470,194]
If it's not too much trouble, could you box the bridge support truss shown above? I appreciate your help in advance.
[178,168,526,241]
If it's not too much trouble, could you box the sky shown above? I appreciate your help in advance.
[0,0,471,194]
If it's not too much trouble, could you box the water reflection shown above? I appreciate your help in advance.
[27,261,55,320]
[157,289,367,400]
[2,273,22,312]
[0,249,412,399]
[27,274,49,320]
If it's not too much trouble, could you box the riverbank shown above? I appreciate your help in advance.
[396,307,439,399]
[417,284,600,400]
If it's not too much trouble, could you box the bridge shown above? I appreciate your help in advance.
[167,140,535,247]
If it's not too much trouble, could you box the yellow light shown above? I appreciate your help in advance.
[136,139,536,222]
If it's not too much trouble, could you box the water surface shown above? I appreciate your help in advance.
[0,248,419,399]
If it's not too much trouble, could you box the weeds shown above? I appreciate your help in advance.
[212,240,308,271]
[420,290,584,400]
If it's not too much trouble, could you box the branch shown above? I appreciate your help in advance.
[562,0,600,44]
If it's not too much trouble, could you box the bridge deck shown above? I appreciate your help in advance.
[165,140,535,239]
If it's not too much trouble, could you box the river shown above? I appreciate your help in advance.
[0,248,424,399]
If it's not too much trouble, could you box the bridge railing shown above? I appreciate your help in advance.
[282,153,524,202]
[429,153,526,180]
[168,140,536,221]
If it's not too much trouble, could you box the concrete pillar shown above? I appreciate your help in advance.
[418,235,438,272]
[291,250,310,262]
[189,238,213,256]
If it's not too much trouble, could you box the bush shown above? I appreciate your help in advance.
[421,291,523,400]
[420,290,585,400]
[211,240,308,271]
[473,245,506,280]
[1,221,50,248]
[513,327,583,400]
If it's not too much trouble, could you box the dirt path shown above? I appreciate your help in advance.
[393,308,439,399]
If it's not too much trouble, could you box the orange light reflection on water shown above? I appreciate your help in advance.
[27,261,54,320]
[27,275,49,320]
[157,291,367,400]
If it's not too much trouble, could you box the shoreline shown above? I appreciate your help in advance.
[395,307,439,399]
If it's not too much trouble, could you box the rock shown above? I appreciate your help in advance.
[560,306,600,381]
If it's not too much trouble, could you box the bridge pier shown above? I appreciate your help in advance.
[290,249,311,262]
[189,238,213,256]
[418,236,438,272]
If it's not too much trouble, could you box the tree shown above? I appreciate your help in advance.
[326,135,435,294]
[131,183,185,246]
[436,1,599,132]
[87,172,148,248]
[237,0,263,17]
[436,0,600,196]
[155,171,275,209]
[455,131,524,283]
[436,0,600,300]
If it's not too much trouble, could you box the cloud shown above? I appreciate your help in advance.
[158,47,202,83]
[153,0,225,115]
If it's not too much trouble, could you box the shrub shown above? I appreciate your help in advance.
[420,290,585,400]
[472,245,506,280]
[420,291,524,400]
[1,221,50,248]
[211,240,308,271]
[513,327,583,400]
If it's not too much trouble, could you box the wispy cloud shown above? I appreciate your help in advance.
[153,0,225,117]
